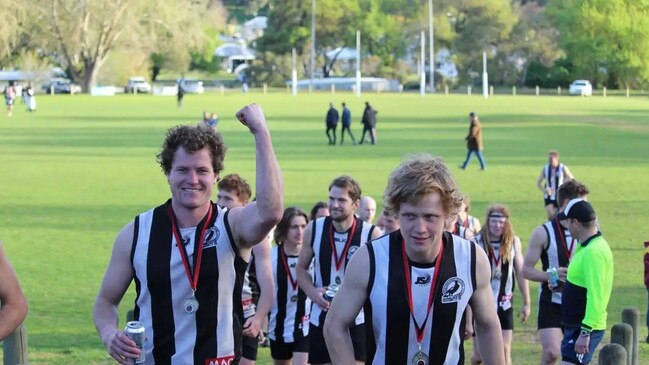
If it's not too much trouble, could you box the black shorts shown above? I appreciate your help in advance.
[308,323,366,364]
[544,198,557,207]
[538,301,562,329]
[241,332,259,360]
[498,307,514,331]
[270,337,309,360]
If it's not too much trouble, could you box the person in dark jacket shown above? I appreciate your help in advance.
[359,102,377,145]
[325,103,339,145]
[460,112,486,170]
[340,102,356,145]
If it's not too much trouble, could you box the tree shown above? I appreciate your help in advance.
[548,0,649,88]
[437,0,518,83]
[31,0,216,91]
[500,2,561,86]
[0,0,29,66]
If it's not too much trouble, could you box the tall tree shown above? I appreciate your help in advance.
[437,0,518,82]
[0,0,29,66]
[548,0,649,87]
[31,0,214,91]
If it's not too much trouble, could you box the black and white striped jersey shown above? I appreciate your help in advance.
[131,200,246,365]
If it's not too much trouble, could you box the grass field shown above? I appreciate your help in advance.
[0,91,648,364]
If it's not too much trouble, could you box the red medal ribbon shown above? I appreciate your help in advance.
[280,247,298,291]
[168,203,214,293]
[401,238,444,344]
[554,218,576,260]
[329,218,357,271]
[489,245,502,268]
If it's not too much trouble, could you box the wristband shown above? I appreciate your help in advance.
[579,329,591,337]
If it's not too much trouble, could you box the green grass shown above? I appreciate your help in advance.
[1,91,648,364]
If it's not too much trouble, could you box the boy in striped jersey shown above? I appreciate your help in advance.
[536,150,574,220]
[297,175,381,365]
[217,174,275,365]
[522,179,590,365]
[269,207,311,365]
[324,155,504,365]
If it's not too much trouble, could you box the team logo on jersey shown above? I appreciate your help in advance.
[441,277,465,304]
[347,245,359,260]
[415,274,431,286]
[290,262,297,268]
[203,227,220,249]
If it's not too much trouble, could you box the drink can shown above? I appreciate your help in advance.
[323,284,339,302]
[124,321,146,364]
[547,267,559,289]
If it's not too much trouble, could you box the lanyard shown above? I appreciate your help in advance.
[280,247,298,290]
[554,218,576,260]
[329,218,357,271]
[401,239,444,344]
[168,203,213,293]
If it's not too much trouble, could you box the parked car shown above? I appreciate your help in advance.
[569,80,592,96]
[125,77,152,93]
[41,78,82,94]
[181,79,204,94]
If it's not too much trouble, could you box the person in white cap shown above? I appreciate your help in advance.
[556,199,613,365]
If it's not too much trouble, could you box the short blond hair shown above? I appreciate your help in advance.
[383,155,463,217]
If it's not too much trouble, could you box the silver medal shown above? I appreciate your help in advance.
[493,268,501,279]
[183,296,199,314]
[412,350,429,365]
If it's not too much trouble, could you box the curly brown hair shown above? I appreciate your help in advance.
[383,154,463,218]
[217,174,252,203]
[156,124,227,175]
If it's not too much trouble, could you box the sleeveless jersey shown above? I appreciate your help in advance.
[269,246,312,343]
[449,225,470,240]
[310,216,375,326]
[474,234,516,311]
[365,231,476,365]
[543,163,566,201]
[456,215,478,232]
[131,200,247,365]
[540,219,577,304]
[241,251,259,318]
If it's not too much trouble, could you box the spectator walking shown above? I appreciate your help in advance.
[4,82,17,117]
[176,78,185,108]
[25,85,36,112]
[325,103,339,145]
[340,102,356,145]
[359,102,377,145]
[460,112,486,170]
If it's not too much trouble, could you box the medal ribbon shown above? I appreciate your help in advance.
[401,238,444,344]
[554,218,576,260]
[168,203,214,293]
[280,247,298,291]
[489,245,502,268]
[329,218,357,271]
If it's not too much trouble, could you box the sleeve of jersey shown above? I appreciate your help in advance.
[581,250,611,330]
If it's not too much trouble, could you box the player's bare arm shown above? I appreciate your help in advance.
[324,245,370,365]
